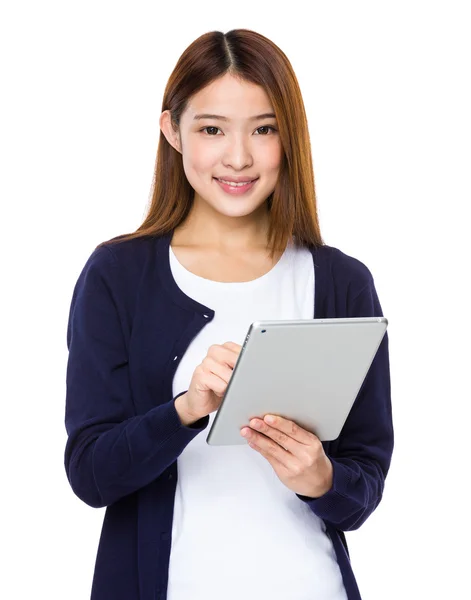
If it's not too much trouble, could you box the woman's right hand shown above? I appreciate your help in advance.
[175,341,242,425]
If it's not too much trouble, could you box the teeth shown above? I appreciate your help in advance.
[218,179,254,187]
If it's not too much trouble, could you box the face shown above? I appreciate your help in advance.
[160,73,283,221]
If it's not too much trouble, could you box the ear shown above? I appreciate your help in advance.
[160,110,182,154]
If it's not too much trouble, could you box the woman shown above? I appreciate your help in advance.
[64,28,393,600]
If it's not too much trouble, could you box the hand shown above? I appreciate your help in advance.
[175,342,242,425]
[240,415,333,498]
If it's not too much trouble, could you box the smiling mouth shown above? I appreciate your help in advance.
[214,177,258,187]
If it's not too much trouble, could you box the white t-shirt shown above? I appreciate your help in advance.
[167,239,347,600]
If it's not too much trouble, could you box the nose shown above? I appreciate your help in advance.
[222,135,254,171]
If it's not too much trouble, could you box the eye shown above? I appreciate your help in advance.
[201,126,221,136]
[199,125,277,136]
[254,126,277,135]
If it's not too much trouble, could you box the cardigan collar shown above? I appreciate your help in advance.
[154,229,331,320]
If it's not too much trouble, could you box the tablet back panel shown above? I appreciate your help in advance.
[206,317,387,445]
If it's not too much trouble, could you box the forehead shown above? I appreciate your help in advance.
[183,74,274,122]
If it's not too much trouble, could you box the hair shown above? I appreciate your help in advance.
[98,28,324,258]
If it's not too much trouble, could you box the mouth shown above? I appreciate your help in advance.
[213,177,259,195]
[214,177,259,187]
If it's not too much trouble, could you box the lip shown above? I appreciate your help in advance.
[214,177,258,195]
[215,176,258,183]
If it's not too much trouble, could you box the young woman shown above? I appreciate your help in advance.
[65,28,393,600]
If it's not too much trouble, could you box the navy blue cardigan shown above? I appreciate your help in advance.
[64,231,394,600]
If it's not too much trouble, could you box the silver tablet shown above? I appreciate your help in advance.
[206,317,388,445]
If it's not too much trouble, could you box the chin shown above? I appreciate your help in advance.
[216,194,269,213]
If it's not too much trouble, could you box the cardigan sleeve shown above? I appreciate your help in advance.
[297,279,394,531]
[64,246,209,509]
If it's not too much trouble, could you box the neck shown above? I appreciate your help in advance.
[172,199,271,252]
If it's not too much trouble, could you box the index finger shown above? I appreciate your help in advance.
[263,414,318,445]
[223,341,242,352]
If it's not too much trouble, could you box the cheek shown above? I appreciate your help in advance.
[184,140,219,174]
[257,142,283,171]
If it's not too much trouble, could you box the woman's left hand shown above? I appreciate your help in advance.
[240,414,333,498]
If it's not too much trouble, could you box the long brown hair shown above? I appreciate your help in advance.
[98,29,324,258]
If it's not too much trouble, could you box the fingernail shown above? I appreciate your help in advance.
[264,415,275,424]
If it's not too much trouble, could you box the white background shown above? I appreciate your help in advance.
[1,1,470,598]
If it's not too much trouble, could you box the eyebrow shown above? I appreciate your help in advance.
[193,112,276,122]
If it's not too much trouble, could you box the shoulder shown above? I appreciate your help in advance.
[308,244,384,317]
[96,233,160,265]
[82,233,166,278]
[74,234,164,300]
[312,244,374,292]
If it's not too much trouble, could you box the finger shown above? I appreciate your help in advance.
[248,440,286,467]
[222,341,242,356]
[223,341,242,350]
[208,344,239,368]
[246,431,292,469]
[197,369,227,398]
[202,356,233,384]
[247,419,294,453]
[262,415,318,446]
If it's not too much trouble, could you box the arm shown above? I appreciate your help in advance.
[297,281,394,531]
[64,247,209,509]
